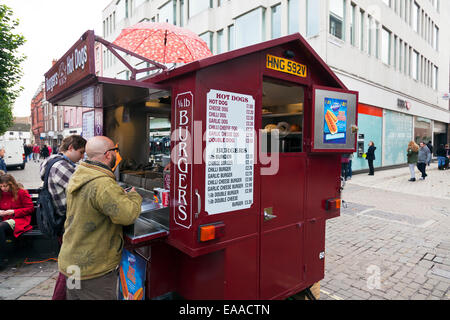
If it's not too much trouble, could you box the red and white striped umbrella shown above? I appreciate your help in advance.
[113,22,212,64]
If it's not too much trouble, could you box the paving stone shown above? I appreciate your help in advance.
[411,293,428,300]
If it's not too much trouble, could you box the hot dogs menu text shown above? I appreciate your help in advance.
[205,90,255,215]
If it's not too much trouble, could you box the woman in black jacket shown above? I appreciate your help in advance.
[366,141,376,176]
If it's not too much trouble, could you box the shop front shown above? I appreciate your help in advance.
[352,103,382,171]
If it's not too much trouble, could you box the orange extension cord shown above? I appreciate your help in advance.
[23,257,58,264]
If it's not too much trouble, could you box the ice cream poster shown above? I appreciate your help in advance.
[323,98,348,144]
[118,249,146,300]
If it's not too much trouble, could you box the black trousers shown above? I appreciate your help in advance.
[368,160,374,175]
[0,222,13,261]
[417,162,427,178]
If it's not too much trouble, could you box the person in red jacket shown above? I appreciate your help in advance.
[0,174,34,270]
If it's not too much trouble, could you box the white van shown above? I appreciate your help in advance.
[0,140,25,170]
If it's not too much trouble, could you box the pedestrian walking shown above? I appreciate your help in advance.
[33,144,40,162]
[341,154,351,181]
[0,148,7,173]
[58,136,142,300]
[24,144,31,163]
[445,144,450,170]
[417,142,431,180]
[436,144,447,170]
[27,144,33,162]
[39,135,87,300]
[426,141,433,165]
[407,141,419,181]
[40,144,50,160]
[348,153,353,180]
[0,174,34,270]
[366,141,376,176]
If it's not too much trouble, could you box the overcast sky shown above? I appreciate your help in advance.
[2,0,112,117]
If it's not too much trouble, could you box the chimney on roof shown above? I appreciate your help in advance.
[52,59,58,66]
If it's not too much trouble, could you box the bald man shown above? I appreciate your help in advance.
[58,136,142,300]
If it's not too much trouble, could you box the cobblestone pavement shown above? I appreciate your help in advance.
[320,164,450,300]
[1,161,449,300]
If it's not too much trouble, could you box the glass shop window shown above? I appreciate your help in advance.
[261,78,304,153]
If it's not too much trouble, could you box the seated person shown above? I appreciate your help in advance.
[0,174,34,270]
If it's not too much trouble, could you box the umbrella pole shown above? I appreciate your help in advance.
[163,30,168,65]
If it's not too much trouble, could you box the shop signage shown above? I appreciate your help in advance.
[397,99,411,111]
[173,91,193,229]
[266,54,307,78]
[44,31,95,102]
[205,89,255,215]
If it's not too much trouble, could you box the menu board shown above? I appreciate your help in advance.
[205,90,255,215]
[82,110,95,141]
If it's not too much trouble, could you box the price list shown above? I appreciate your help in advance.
[205,90,255,215]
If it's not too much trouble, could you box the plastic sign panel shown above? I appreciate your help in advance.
[323,98,348,145]
[312,86,358,152]
[205,89,255,215]
[266,54,307,78]
[118,249,146,300]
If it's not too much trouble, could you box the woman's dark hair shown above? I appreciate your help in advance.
[59,135,87,152]
[0,174,20,201]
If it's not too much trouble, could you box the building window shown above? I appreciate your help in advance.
[432,66,438,90]
[433,25,439,51]
[271,4,281,39]
[228,24,235,51]
[159,0,176,24]
[125,0,129,18]
[411,50,419,80]
[381,27,391,65]
[200,31,213,53]
[235,7,266,49]
[116,0,126,22]
[393,35,397,69]
[134,0,146,8]
[360,10,365,51]
[375,22,380,59]
[306,0,320,37]
[329,0,345,40]
[350,3,356,46]
[180,0,184,26]
[382,0,391,6]
[217,29,224,54]
[368,16,373,55]
[412,2,419,33]
[189,0,210,18]
[288,0,300,35]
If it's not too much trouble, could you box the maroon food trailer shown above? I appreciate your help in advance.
[45,30,358,300]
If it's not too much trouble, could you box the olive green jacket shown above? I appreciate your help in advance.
[407,149,419,164]
[58,161,142,280]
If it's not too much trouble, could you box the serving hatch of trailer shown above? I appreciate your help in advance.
[45,30,358,300]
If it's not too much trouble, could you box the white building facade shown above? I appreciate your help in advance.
[102,0,450,170]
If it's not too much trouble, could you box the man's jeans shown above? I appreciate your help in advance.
[438,156,446,168]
